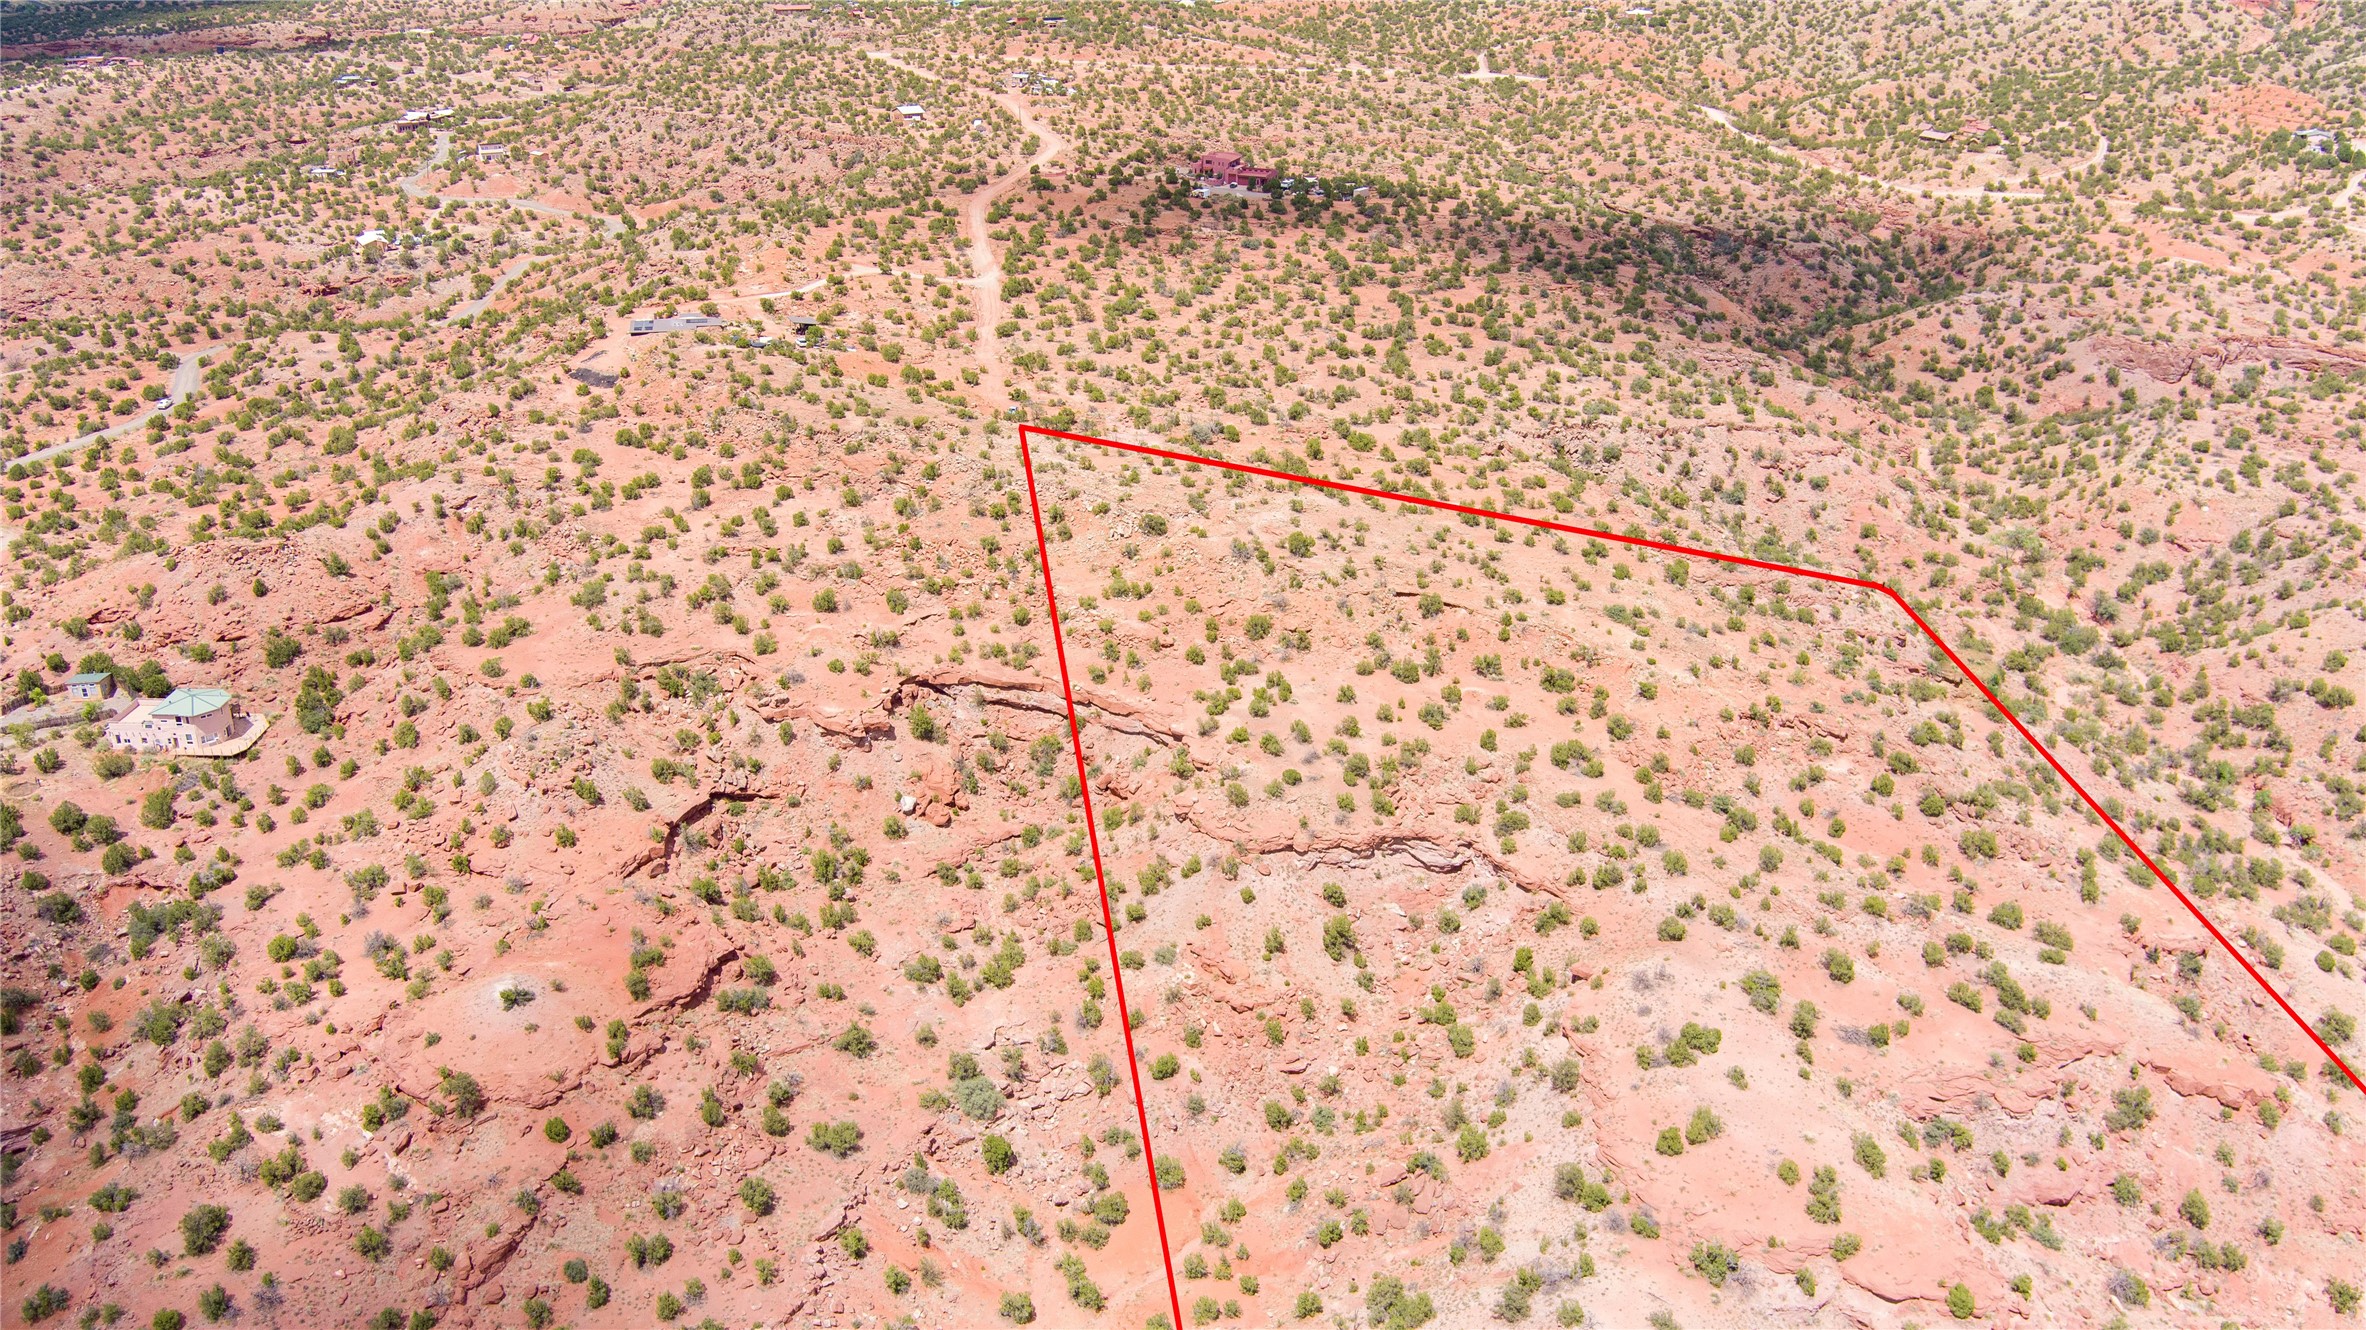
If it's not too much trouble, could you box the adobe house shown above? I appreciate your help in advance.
[1191,149,1278,191]
[106,686,245,753]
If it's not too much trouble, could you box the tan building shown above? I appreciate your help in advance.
[64,671,115,702]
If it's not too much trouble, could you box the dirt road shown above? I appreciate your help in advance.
[16,342,222,468]
[865,50,1069,411]
[964,91,1068,411]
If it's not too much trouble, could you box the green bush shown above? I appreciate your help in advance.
[953,1076,1003,1121]
[1090,1190,1129,1226]
[19,1285,70,1324]
[1370,1280,1435,1328]
[2106,1087,2155,1133]
[439,1068,485,1118]
[740,1176,775,1216]
[1853,1132,1887,1179]
[1689,1240,1736,1287]
[809,1120,862,1157]
[179,1204,230,1255]
[1685,1106,1722,1145]
[2181,1188,2211,1230]
[1790,1001,1820,1040]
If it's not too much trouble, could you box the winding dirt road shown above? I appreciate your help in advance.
[865,50,1068,411]
[17,341,222,468]
[965,91,1068,410]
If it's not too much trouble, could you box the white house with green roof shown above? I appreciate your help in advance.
[106,686,245,753]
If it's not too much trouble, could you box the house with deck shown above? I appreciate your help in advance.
[106,686,253,753]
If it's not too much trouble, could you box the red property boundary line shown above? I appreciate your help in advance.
[1016,419,2361,1327]
[1019,430,1187,1330]
[1017,420,2361,1093]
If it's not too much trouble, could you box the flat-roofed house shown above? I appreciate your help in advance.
[629,316,726,335]
[1191,149,1279,191]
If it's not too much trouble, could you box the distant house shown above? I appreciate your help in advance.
[897,103,927,123]
[477,143,510,162]
[65,672,114,702]
[307,164,345,178]
[629,316,726,335]
[106,687,245,753]
[1917,127,1955,144]
[1191,149,1278,191]
[2297,128,2336,154]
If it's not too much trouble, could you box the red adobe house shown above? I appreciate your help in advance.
[1192,149,1278,190]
